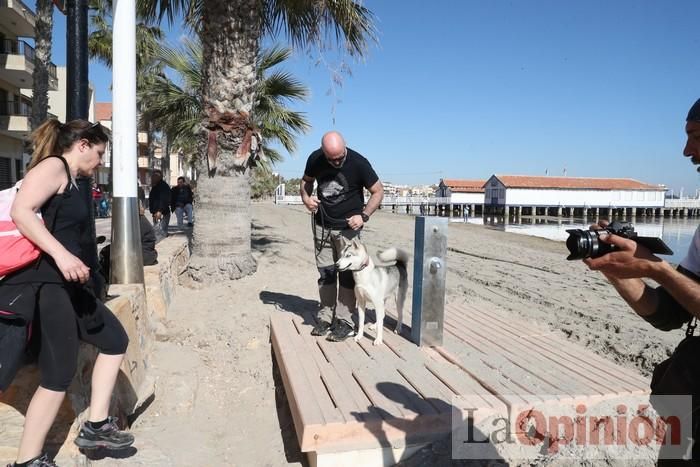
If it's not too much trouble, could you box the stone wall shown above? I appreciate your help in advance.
[0,236,189,466]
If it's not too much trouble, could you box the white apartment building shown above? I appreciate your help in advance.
[0,0,57,189]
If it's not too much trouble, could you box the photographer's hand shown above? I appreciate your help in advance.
[583,234,662,279]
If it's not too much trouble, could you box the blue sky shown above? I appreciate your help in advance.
[48,0,700,194]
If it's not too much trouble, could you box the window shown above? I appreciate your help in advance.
[0,157,12,190]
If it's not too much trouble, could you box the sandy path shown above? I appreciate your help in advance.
[91,202,684,466]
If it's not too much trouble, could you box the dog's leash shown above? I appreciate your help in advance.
[312,203,348,255]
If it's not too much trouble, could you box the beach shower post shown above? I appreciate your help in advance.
[411,216,448,346]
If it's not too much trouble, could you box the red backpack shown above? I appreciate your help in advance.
[0,181,42,277]
[0,155,71,278]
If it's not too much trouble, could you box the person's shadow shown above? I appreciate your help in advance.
[350,382,507,466]
[260,291,318,325]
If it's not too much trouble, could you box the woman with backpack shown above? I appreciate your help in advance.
[6,119,133,467]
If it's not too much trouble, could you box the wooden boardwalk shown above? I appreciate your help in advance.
[270,302,650,464]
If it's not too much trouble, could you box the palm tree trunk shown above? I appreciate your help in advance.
[190,0,261,281]
[32,0,53,128]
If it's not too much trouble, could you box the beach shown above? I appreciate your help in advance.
[94,202,689,466]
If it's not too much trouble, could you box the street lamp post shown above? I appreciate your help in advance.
[65,0,88,120]
[110,0,144,284]
[65,0,103,293]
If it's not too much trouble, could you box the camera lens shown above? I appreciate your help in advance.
[565,229,600,260]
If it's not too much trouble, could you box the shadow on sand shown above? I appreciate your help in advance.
[259,291,317,326]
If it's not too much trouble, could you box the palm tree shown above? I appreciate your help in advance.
[139,41,310,173]
[140,0,377,281]
[31,0,54,129]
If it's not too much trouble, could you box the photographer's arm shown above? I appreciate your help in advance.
[649,262,700,321]
[586,234,699,323]
[603,277,658,317]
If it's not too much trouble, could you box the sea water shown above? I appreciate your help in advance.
[457,216,697,265]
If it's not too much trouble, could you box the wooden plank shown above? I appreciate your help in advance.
[443,321,557,400]
[452,308,634,395]
[453,310,612,395]
[289,315,381,424]
[446,302,552,338]
[274,315,343,424]
[357,325,457,416]
[446,315,575,395]
[450,302,648,392]
[531,333,650,388]
[421,356,507,415]
[452,301,648,390]
[436,333,542,410]
[447,307,611,396]
[352,334,438,418]
[270,315,326,450]
[317,338,408,420]
[373,324,508,416]
[450,312,642,396]
[296,311,388,422]
[520,335,648,393]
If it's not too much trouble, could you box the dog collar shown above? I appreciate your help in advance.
[358,257,370,271]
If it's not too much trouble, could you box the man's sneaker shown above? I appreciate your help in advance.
[7,453,58,467]
[74,417,134,450]
[326,321,354,342]
[310,320,332,336]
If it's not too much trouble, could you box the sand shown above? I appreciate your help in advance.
[90,202,688,466]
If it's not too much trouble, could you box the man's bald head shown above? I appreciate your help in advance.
[321,131,347,168]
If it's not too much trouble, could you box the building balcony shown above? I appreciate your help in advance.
[0,99,31,139]
[0,0,35,37]
[0,39,58,90]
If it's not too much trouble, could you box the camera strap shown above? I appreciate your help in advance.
[686,317,697,338]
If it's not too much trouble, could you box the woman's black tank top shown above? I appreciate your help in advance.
[6,156,89,285]
[42,177,89,261]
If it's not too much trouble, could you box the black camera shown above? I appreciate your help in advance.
[565,221,673,260]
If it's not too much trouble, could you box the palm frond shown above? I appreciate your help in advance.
[263,0,378,57]
[138,38,310,169]
[136,0,190,25]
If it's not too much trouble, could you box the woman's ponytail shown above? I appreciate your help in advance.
[28,119,62,170]
[27,118,108,172]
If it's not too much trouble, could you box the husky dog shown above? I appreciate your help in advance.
[335,238,409,346]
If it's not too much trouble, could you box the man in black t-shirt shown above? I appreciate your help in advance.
[301,131,384,341]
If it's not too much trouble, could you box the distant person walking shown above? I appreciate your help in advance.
[170,176,194,228]
[91,181,102,217]
[300,131,384,342]
[148,169,170,237]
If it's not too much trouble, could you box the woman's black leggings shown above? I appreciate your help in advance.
[36,283,129,391]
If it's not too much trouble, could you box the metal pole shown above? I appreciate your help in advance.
[66,0,103,291]
[411,216,448,346]
[66,0,88,120]
[110,0,144,283]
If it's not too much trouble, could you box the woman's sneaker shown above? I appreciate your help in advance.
[7,453,58,467]
[74,417,134,450]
